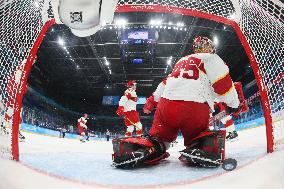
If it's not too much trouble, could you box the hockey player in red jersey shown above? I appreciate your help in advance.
[116,80,143,137]
[112,36,243,169]
[77,114,88,142]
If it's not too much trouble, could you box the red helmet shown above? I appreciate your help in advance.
[192,36,214,53]
[127,80,137,88]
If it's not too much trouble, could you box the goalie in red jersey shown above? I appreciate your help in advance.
[112,36,245,169]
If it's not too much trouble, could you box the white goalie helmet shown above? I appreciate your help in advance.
[55,0,118,37]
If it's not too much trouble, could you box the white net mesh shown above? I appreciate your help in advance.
[0,0,283,159]
[0,0,46,159]
[239,0,284,149]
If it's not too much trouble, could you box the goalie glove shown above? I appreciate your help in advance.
[143,96,158,114]
[116,106,124,117]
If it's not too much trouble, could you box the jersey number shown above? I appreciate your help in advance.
[171,59,199,80]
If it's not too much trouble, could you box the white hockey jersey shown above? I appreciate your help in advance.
[118,88,138,112]
[153,53,240,110]
[77,117,88,128]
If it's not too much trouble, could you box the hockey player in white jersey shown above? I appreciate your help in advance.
[116,80,143,137]
[213,82,249,141]
[142,36,246,168]
[77,114,88,142]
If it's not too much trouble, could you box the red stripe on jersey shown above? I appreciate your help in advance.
[125,93,137,102]
[212,74,233,95]
[198,62,207,74]
[187,56,207,74]
[183,56,207,74]
[78,118,87,124]
[162,77,168,85]
[224,119,234,128]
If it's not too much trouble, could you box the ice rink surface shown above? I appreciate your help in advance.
[1,125,284,189]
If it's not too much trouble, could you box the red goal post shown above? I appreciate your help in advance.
[0,0,283,161]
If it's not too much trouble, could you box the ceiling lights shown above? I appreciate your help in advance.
[104,57,112,75]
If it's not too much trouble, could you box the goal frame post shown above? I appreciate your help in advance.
[10,4,275,161]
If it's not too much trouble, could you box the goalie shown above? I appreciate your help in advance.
[112,36,245,169]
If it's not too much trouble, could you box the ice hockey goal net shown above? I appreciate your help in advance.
[0,0,283,160]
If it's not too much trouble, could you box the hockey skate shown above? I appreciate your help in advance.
[226,131,238,142]
[19,132,25,142]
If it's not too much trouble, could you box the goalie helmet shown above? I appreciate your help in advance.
[192,36,214,53]
[127,80,137,89]
[54,0,119,37]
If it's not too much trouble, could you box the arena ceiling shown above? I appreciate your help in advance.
[28,11,253,112]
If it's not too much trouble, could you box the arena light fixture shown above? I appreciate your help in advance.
[213,36,219,46]
[150,19,162,26]
[167,56,172,65]
[58,38,65,46]
[115,19,127,26]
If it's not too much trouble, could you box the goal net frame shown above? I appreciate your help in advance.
[0,0,283,161]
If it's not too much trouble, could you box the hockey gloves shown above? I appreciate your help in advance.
[116,106,125,116]
[143,96,158,114]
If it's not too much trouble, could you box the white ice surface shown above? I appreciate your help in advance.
[1,126,284,189]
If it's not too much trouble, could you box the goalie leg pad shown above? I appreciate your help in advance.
[112,136,169,168]
[179,130,225,168]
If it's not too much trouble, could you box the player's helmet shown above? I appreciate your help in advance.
[84,114,88,117]
[192,36,214,53]
[127,80,137,88]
